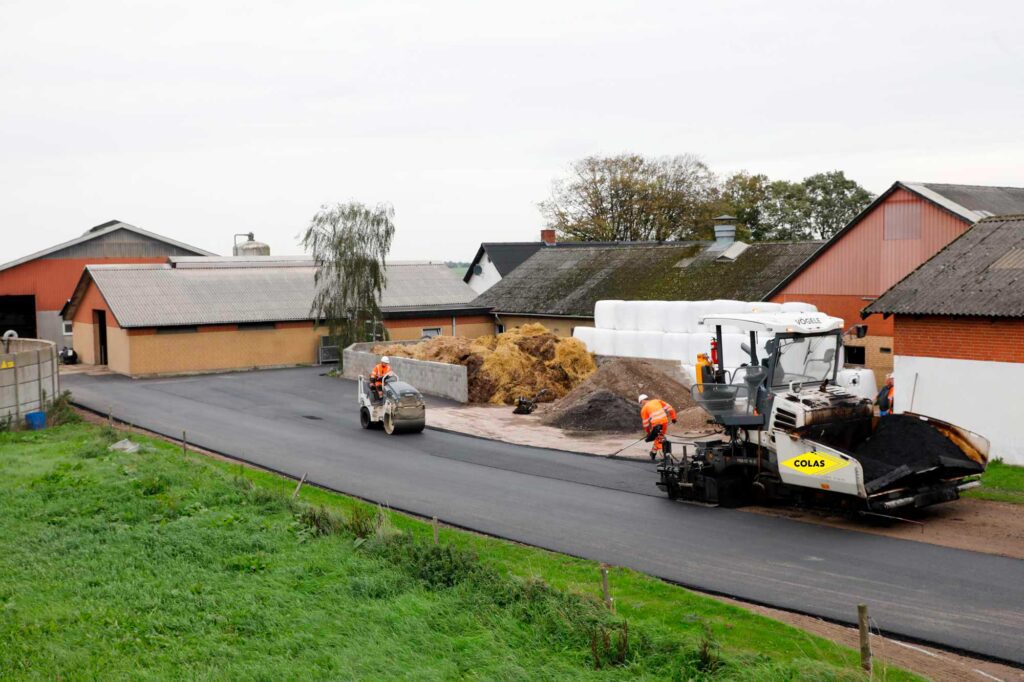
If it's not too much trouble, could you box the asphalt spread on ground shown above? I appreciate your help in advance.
[64,367,1024,665]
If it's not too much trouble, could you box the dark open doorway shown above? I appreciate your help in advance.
[93,310,108,365]
[0,295,37,338]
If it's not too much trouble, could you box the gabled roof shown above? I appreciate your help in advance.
[463,242,545,282]
[765,181,1024,299]
[62,259,482,328]
[0,220,216,273]
[472,240,821,318]
[864,215,1024,318]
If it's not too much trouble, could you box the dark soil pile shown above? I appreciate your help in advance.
[542,358,707,433]
[853,415,984,483]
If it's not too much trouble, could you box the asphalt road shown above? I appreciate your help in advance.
[64,367,1024,664]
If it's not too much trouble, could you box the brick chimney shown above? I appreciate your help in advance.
[540,228,556,245]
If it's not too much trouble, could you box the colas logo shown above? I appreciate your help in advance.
[781,451,849,476]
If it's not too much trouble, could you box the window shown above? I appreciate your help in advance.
[845,346,865,365]
[495,324,505,334]
[62,320,73,335]
[238,322,275,331]
[421,327,442,339]
[883,202,922,240]
[879,347,892,354]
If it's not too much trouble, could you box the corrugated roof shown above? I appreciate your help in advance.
[64,259,480,328]
[0,220,216,272]
[473,240,821,317]
[864,215,1024,318]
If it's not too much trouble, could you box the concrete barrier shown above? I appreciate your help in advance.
[343,342,468,403]
[1,338,59,422]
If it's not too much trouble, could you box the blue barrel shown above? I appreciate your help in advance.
[25,411,46,430]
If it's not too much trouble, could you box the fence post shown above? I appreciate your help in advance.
[35,350,43,412]
[857,603,872,675]
[600,564,614,612]
[182,431,187,456]
[432,516,439,545]
[292,473,307,499]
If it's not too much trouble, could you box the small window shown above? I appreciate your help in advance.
[495,324,505,334]
[845,346,865,365]
[879,347,892,354]
[156,326,198,334]
[62,320,73,335]
[238,322,275,331]
[421,327,442,338]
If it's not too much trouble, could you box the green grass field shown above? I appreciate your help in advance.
[0,421,917,680]
[965,459,1024,505]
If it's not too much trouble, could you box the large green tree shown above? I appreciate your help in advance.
[539,154,721,242]
[301,202,395,347]
[723,170,872,241]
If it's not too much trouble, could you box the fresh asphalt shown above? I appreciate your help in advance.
[64,367,1024,665]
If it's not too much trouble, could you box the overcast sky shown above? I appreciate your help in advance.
[2,0,1021,262]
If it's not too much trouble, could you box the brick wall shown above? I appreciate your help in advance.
[895,316,1024,363]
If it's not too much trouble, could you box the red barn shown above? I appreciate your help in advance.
[0,220,213,347]
[767,182,1024,381]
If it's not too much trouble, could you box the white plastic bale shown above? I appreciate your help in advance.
[572,326,596,352]
[664,301,692,333]
[719,333,750,371]
[688,332,715,364]
[594,300,622,330]
[690,301,714,332]
[707,299,748,333]
[611,330,639,357]
[590,328,616,355]
[636,301,666,332]
[616,301,640,331]
[680,364,697,383]
[780,301,818,313]
[660,333,689,361]
[634,331,664,358]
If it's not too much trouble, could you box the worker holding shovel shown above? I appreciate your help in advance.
[639,394,677,460]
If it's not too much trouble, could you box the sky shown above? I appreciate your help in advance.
[1,0,1022,262]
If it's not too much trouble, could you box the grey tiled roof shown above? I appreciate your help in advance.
[472,240,821,317]
[864,215,1024,318]
[68,260,478,328]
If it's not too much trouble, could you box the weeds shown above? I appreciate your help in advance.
[46,391,80,427]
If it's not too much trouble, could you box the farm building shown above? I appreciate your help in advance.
[864,214,1024,465]
[767,182,1024,381]
[0,220,214,346]
[62,257,490,376]
[472,223,820,338]
[463,229,555,294]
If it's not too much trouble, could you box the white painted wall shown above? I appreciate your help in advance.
[894,355,1024,465]
[466,251,502,294]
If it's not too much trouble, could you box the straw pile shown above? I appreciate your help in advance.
[374,324,596,405]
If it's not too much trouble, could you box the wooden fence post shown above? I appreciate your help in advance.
[432,516,439,545]
[182,431,187,456]
[600,564,614,612]
[292,473,307,498]
[858,603,872,675]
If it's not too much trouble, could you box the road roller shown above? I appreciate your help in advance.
[358,373,426,435]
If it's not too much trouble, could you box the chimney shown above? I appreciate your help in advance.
[713,215,736,248]
[540,228,556,245]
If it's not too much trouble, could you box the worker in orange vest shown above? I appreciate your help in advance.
[369,355,392,401]
[639,394,677,460]
[876,373,894,416]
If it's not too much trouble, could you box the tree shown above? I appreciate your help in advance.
[539,154,721,242]
[802,171,873,239]
[722,170,873,241]
[301,202,395,348]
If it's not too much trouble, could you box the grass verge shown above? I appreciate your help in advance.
[965,459,1024,504]
[0,421,917,680]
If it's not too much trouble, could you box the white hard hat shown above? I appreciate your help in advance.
[638,394,648,404]
[381,356,390,364]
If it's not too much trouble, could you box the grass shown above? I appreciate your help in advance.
[0,421,919,680]
[965,459,1024,505]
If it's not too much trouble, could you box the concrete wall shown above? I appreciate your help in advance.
[343,341,468,403]
[893,354,1024,466]
[0,338,59,420]
[498,315,592,338]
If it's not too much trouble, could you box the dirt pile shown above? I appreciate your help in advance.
[542,358,710,433]
[374,324,596,405]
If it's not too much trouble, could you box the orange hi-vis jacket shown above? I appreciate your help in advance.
[370,363,391,385]
[641,399,676,432]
